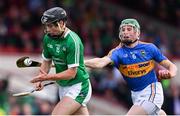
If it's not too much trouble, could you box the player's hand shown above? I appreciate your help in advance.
[158,69,171,79]
[30,69,48,83]
[35,82,44,91]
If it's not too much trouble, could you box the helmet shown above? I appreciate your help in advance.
[41,7,67,24]
[119,19,140,45]
[119,18,140,31]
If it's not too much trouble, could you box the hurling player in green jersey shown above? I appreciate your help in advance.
[30,7,92,115]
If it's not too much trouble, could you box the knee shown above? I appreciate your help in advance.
[158,109,166,116]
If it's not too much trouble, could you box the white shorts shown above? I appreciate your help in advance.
[131,82,164,115]
[58,79,92,106]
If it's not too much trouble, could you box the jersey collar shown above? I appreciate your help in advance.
[63,28,70,38]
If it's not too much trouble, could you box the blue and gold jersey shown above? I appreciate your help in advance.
[110,42,167,91]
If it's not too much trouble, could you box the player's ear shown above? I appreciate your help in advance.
[57,22,61,28]
[57,21,66,32]
[57,21,64,26]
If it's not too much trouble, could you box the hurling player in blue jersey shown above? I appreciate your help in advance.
[85,18,177,115]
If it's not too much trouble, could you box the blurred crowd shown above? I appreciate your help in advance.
[0,0,180,115]
[0,79,56,115]
[0,0,180,57]
[112,0,180,28]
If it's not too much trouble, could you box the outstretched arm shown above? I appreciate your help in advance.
[85,44,120,69]
[159,59,177,79]
[85,56,112,68]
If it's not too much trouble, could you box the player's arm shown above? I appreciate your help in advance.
[40,60,52,73]
[159,59,177,79]
[31,59,52,90]
[85,56,112,68]
[31,35,54,83]
[31,62,77,83]
[151,44,177,79]
[40,36,53,74]
[85,46,119,68]
[48,67,77,80]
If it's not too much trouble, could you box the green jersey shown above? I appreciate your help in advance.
[42,29,89,86]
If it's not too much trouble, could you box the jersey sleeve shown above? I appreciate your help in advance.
[109,50,119,68]
[42,35,52,61]
[151,44,167,63]
[66,36,80,68]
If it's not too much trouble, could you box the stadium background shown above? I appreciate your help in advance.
[0,0,180,115]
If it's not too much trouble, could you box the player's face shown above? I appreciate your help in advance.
[119,25,139,43]
[44,23,61,36]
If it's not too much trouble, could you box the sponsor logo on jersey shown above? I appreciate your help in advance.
[140,50,146,57]
[47,44,53,48]
[62,46,66,52]
[54,44,66,53]
[78,91,86,98]
[119,60,154,78]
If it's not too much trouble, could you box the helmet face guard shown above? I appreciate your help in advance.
[119,19,140,45]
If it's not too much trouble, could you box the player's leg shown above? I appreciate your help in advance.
[51,96,81,115]
[73,106,89,115]
[127,100,162,115]
[54,79,92,115]
[159,109,166,115]
[130,82,164,115]
[72,80,91,115]
[126,105,147,115]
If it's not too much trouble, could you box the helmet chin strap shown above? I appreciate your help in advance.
[57,22,65,32]
[119,29,139,46]
[121,38,138,46]
[57,22,66,37]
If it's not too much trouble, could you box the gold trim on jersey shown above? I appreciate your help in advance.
[119,60,154,78]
